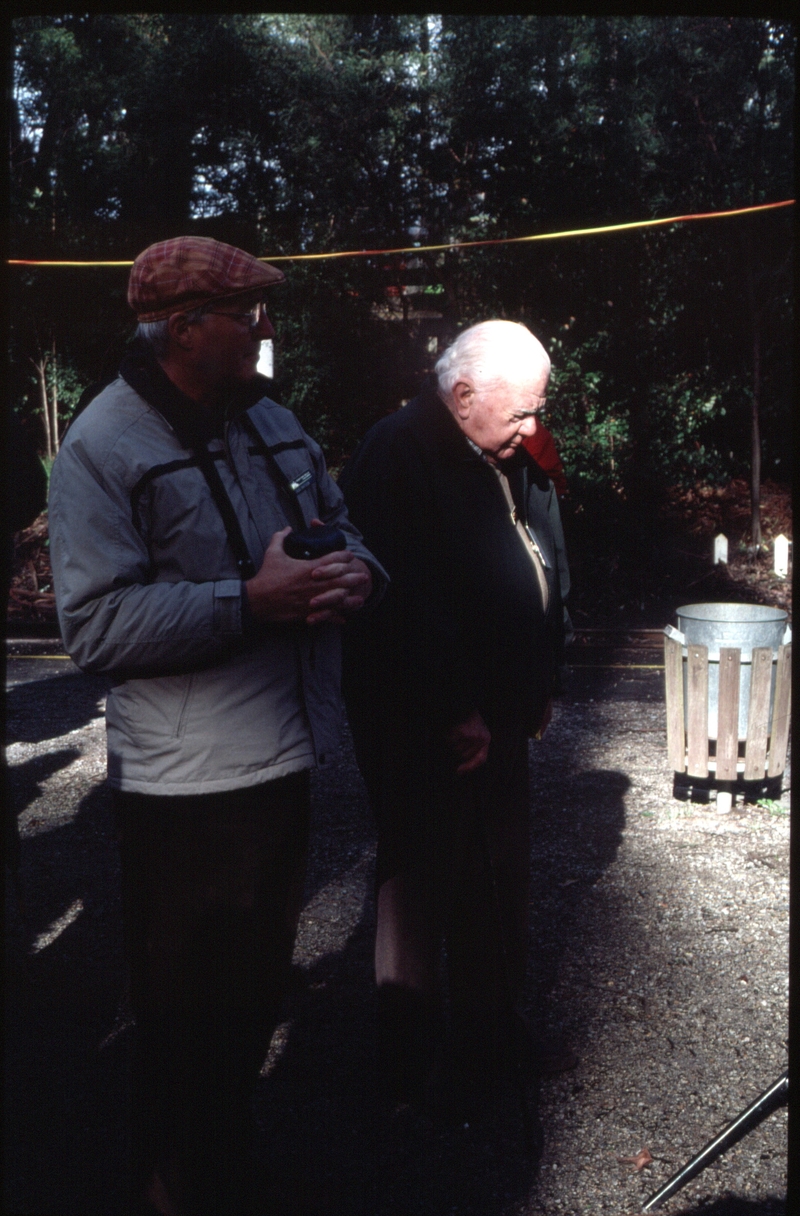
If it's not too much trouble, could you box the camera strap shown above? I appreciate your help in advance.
[239,412,307,531]
[189,415,313,580]
[119,346,258,579]
[190,441,257,579]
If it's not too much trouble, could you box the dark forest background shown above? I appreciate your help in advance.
[8,14,793,555]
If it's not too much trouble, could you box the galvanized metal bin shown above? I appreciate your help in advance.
[663,602,792,797]
[674,603,789,738]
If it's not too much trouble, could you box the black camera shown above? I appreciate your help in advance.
[283,522,347,560]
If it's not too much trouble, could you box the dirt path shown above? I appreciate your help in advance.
[3,647,788,1215]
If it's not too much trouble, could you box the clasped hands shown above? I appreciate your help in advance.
[245,519,372,626]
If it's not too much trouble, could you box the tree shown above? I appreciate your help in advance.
[425,15,793,535]
[9,14,793,514]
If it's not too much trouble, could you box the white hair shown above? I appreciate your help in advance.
[435,320,550,398]
[135,319,172,358]
[135,304,209,358]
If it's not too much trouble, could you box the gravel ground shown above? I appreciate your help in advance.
[524,677,790,1216]
[3,650,790,1216]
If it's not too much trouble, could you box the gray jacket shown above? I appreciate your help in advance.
[49,360,387,795]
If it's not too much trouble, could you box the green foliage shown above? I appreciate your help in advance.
[648,368,747,487]
[756,798,788,815]
[9,13,794,502]
[47,358,85,429]
[546,330,628,493]
[271,260,427,464]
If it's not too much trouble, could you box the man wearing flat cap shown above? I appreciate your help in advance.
[49,236,387,1216]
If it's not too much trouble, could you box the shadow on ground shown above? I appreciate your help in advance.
[240,731,631,1215]
[8,663,770,1214]
[4,779,129,1216]
[5,671,110,744]
[670,1197,786,1215]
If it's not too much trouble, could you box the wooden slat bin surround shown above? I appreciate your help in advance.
[663,635,792,790]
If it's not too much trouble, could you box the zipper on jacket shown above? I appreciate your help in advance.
[173,673,197,738]
[222,420,236,472]
[522,522,550,567]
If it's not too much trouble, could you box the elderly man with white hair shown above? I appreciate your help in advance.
[340,319,573,1119]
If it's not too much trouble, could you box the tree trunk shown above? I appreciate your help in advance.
[50,336,60,455]
[31,354,52,462]
[747,35,767,553]
[750,320,762,550]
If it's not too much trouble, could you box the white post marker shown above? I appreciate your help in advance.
[713,534,728,565]
[257,339,274,379]
[716,788,733,814]
[773,534,790,578]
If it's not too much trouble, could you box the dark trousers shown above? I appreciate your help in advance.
[115,773,310,1215]
[368,726,531,1106]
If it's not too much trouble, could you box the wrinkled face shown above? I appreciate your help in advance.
[188,290,275,387]
[451,369,549,464]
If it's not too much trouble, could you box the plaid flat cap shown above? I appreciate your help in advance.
[128,236,285,321]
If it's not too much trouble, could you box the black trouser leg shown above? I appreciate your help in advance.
[371,727,531,1109]
[116,774,310,1215]
[446,729,531,1092]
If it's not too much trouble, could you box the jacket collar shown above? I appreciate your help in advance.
[407,376,549,487]
[406,377,485,465]
[119,338,271,448]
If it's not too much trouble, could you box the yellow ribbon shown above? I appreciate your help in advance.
[8,199,793,267]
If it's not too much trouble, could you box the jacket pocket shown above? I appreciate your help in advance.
[173,672,197,738]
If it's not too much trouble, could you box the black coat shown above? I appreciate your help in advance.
[340,380,570,796]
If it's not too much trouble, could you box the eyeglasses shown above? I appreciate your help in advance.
[203,302,269,332]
